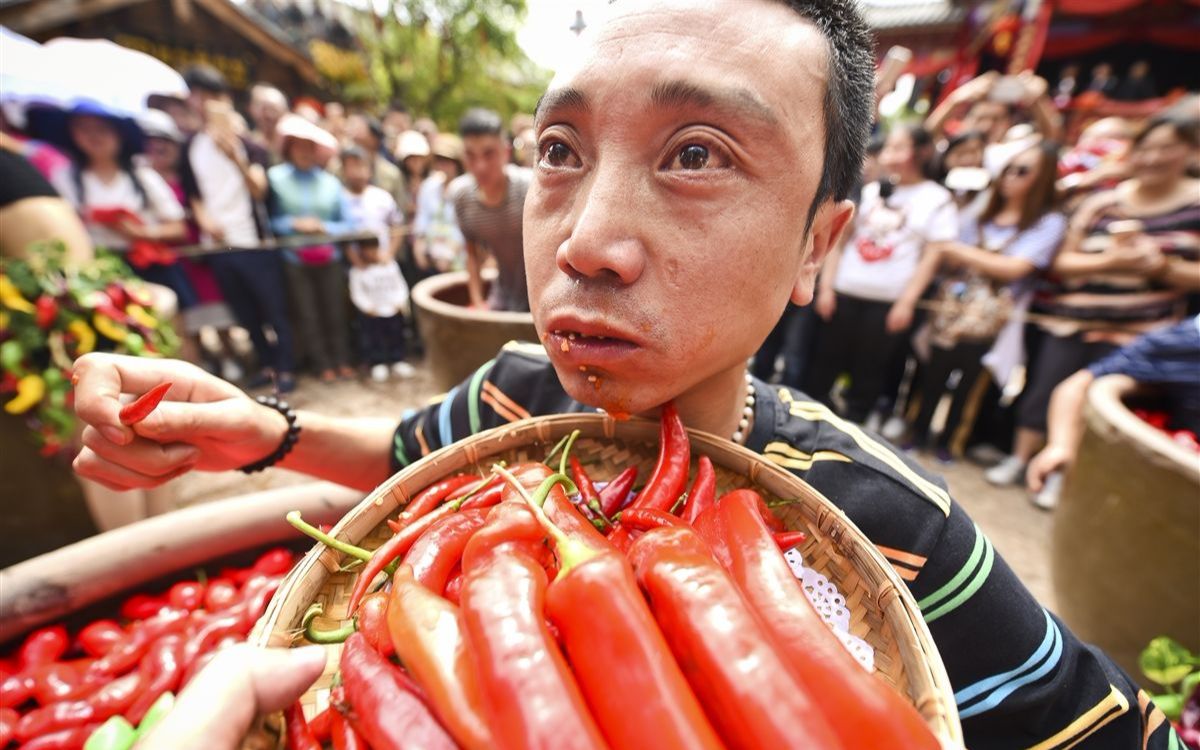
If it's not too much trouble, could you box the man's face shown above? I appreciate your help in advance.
[462,134,510,190]
[342,155,371,190]
[524,0,852,416]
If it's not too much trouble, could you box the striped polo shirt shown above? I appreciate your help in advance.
[448,165,531,312]
[1034,188,1200,335]
[392,342,1182,749]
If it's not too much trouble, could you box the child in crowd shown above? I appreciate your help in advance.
[340,146,401,263]
[348,236,413,382]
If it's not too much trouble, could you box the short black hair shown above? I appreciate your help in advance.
[182,64,228,95]
[459,108,504,138]
[777,1,875,228]
[358,114,386,145]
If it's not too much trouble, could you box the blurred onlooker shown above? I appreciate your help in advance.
[1026,314,1200,509]
[986,114,1200,486]
[395,130,432,222]
[340,146,401,261]
[413,117,439,150]
[349,236,413,383]
[1052,63,1080,108]
[247,83,288,163]
[383,102,411,148]
[268,114,354,384]
[323,101,347,144]
[0,133,92,263]
[890,142,1066,461]
[1058,117,1134,208]
[347,113,406,214]
[412,134,466,274]
[510,112,536,168]
[179,65,293,392]
[1114,60,1158,102]
[32,104,191,301]
[1086,63,1120,98]
[449,108,531,312]
[935,130,989,213]
[926,72,1062,154]
[806,124,958,423]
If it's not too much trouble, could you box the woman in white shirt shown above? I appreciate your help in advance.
[806,124,958,424]
[411,135,467,275]
[35,105,191,305]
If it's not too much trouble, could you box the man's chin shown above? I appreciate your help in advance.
[552,365,661,420]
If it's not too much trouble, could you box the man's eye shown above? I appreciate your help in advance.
[539,141,579,169]
[665,142,729,171]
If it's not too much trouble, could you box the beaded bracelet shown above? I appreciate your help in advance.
[240,395,301,474]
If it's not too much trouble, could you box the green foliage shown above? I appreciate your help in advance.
[358,0,549,127]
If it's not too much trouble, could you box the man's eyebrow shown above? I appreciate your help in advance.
[534,87,590,128]
[648,79,779,128]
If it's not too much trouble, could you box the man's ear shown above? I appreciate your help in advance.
[790,198,855,305]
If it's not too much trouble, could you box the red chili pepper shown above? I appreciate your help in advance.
[219,566,256,587]
[0,707,17,746]
[124,634,183,725]
[504,463,610,546]
[284,701,321,750]
[18,625,69,671]
[179,611,243,674]
[386,565,492,750]
[85,671,142,719]
[619,507,690,532]
[357,592,393,658]
[632,402,690,512]
[346,503,460,615]
[119,594,167,621]
[117,382,172,426]
[681,455,716,524]
[203,579,239,611]
[402,507,489,594]
[628,526,844,750]
[697,490,939,749]
[599,467,638,516]
[252,547,295,576]
[397,474,477,524]
[568,456,605,517]
[15,722,100,750]
[459,531,606,750]
[30,662,89,705]
[329,699,368,750]
[239,575,283,630]
[35,296,58,329]
[307,706,332,743]
[535,506,725,750]
[76,620,125,658]
[166,581,206,611]
[14,700,95,741]
[459,482,505,510]
[772,530,808,549]
[340,633,458,750]
[1,672,34,708]
[89,608,188,679]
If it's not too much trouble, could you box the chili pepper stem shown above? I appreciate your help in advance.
[492,465,597,578]
[558,430,581,477]
[302,603,357,644]
[542,433,572,466]
[287,511,372,562]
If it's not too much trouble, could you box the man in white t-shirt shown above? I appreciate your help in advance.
[178,65,296,393]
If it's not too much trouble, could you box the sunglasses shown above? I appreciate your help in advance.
[1004,164,1034,178]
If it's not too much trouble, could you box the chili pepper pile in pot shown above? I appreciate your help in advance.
[284,405,942,750]
[0,548,294,749]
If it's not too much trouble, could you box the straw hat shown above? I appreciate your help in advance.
[430,133,464,165]
[395,129,431,161]
[276,112,338,163]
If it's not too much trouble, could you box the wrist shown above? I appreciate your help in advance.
[242,397,299,473]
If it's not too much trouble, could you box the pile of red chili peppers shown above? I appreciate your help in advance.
[0,548,293,749]
[284,404,943,750]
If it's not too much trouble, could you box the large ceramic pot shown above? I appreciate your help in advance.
[1052,375,1200,676]
[411,271,538,391]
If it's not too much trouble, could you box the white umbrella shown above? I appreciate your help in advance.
[39,37,188,117]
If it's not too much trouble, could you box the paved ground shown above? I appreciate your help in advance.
[171,361,1058,610]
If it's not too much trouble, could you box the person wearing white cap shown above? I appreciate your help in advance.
[347,113,407,217]
[268,114,355,384]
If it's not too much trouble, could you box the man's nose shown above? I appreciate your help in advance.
[556,164,647,285]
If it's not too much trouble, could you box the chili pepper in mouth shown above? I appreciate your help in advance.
[284,701,322,750]
[340,632,458,750]
[117,382,172,426]
[386,565,492,750]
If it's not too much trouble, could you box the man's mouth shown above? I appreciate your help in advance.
[542,326,640,365]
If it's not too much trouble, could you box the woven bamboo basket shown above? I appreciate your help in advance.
[252,414,963,746]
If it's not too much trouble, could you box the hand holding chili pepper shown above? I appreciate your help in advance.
[118,382,172,426]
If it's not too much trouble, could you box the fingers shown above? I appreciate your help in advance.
[72,446,189,491]
[80,425,199,478]
[138,645,327,750]
[133,399,282,446]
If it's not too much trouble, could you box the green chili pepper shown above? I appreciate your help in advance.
[85,716,136,750]
[134,691,175,739]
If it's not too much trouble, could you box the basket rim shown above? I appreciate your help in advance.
[254,412,963,746]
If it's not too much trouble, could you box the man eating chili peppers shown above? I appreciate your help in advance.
[71,0,1171,747]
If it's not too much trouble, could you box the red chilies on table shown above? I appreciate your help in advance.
[339,633,458,750]
[76,621,125,658]
[125,634,183,724]
[0,707,16,746]
[18,626,69,671]
[15,722,100,750]
[117,382,172,426]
